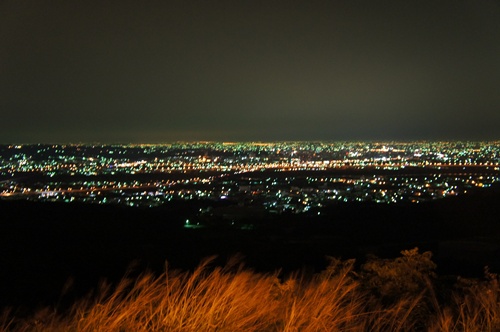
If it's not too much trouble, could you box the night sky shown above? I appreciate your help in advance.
[1,1,499,143]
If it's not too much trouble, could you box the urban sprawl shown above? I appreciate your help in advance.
[1,142,499,222]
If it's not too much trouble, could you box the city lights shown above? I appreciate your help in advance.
[1,141,498,211]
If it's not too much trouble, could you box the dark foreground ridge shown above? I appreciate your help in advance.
[1,184,500,312]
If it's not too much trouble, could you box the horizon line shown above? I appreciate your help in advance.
[2,139,500,146]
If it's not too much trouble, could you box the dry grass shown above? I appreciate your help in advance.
[431,269,500,332]
[2,252,500,331]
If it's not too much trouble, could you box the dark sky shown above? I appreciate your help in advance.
[1,1,499,143]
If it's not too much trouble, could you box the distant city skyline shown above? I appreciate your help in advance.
[1,1,499,143]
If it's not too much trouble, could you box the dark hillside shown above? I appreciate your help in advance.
[1,185,499,311]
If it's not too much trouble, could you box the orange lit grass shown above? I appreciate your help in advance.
[4,253,500,331]
[8,257,369,331]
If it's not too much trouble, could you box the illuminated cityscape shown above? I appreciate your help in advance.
[1,141,499,216]
[2,1,500,328]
